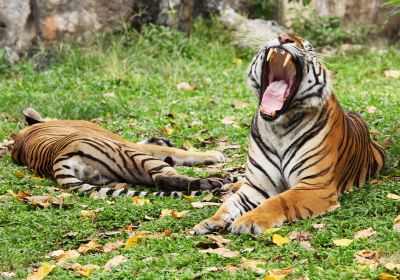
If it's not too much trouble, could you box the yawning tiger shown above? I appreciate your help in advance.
[194,34,385,234]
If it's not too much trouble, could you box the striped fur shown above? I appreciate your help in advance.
[12,109,227,198]
[194,34,385,234]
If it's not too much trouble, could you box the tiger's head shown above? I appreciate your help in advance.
[247,34,331,121]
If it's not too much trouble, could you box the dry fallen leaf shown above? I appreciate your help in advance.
[160,209,173,218]
[393,224,400,233]
[79,210,97,220]
[56,250,80,265]
[265,268,294,279]
[177,82,195,91]
[160,127,174,135]
[353,250,379,268]
[191,201,221,208]
[103,240,125,252]
[354,228,376,240]
[0,272,16,278]
[333,239,353,247]
[384,70,400,78]
[234,100,249,109]
[233,58,243,65]
[208,235,230,244]
[104,255,127,271]
[27,263,56,280]
[384,262,400,271]
[387,193,400,200]
[377,273,398,280]
[125,234,147,248]
[171,210,189,219]
[199,247,240,258]
[78,240,102,254]
[366,106,377,114]
[312,223,325,230]
[132,196,150,206]
[221,116,236,125]
[272,234,290,247]
[71,263,99,277]
[241,257,266,274]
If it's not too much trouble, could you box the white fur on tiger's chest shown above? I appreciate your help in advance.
[245,113,328,195]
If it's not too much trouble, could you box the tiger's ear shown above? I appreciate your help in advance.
[22,108,43,125]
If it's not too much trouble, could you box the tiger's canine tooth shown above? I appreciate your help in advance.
[266,48,273,61]
[283,53,291,67]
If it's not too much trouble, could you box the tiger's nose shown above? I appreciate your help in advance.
[278,34,295,45]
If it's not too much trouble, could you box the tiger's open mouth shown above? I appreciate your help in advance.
[259,47,302,120]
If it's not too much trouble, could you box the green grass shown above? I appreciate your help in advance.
[0,21,399,279]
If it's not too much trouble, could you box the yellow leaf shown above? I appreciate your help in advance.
[125,235,138,248]
[72,263,99,277]
[79,210,96,220]
[27,263,56,280]
[171,210,189,219]
[132,196,150,206]
[16,171,25,178]
[182,194,194,200]
[233,58,243,65]
[30,176,45,181]
[377,273,398,280]
[264,228,281,235]
[56,250,80,264]
[6,189,17,198]
[272,234,290,246]
[160,209,173,218]
[333,239,353,247]
[265,268,294,279]
[160,127,173,135]
[78,240,101,254]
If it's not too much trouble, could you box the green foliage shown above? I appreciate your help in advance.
[291,16,375,47]
[251,0,311,19]
[383,0,400,22]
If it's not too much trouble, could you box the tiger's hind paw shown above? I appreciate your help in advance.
[202,151,225,165]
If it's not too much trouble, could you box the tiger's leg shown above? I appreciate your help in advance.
[131,143,225,166]
[229,184,339,234]
[194,180,268,234]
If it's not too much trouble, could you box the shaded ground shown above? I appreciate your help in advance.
[0,22,399,279]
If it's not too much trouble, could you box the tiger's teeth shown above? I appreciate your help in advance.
[283,53,291,67]
[266,48,273,61]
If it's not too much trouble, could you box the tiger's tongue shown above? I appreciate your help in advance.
[261,80,288,115]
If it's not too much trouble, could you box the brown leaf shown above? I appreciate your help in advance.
[78,240,102,254]
[370,129,381,136]
[384,70,400,78]
[199,247,240,258]
[171,210,189,218]
[221,116,236,125]
[354,228,376,240]
[354,250,379,268]
[234,100,249,109]
[160,127,173,135]
[241,257,266,274]
[191,201,221,208]
[103,255,127,271]
[103,240,124,252]
[370,179,383,185]
[16,171,26,178]
[177,82,195,91]
[208,235,231,244]
[394,215,400,224]
[287,231,310,241]
[393,223,400,232]
[56,250,80,265]
[27,263,56,280]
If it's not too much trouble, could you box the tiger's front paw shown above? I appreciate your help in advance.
[202,151,225,164]
[221,181,242,193]
[229,213,282,234]
[194,217,229,235]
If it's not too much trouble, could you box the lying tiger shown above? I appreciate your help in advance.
[12,108,227,197]
[194,34,385,234]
